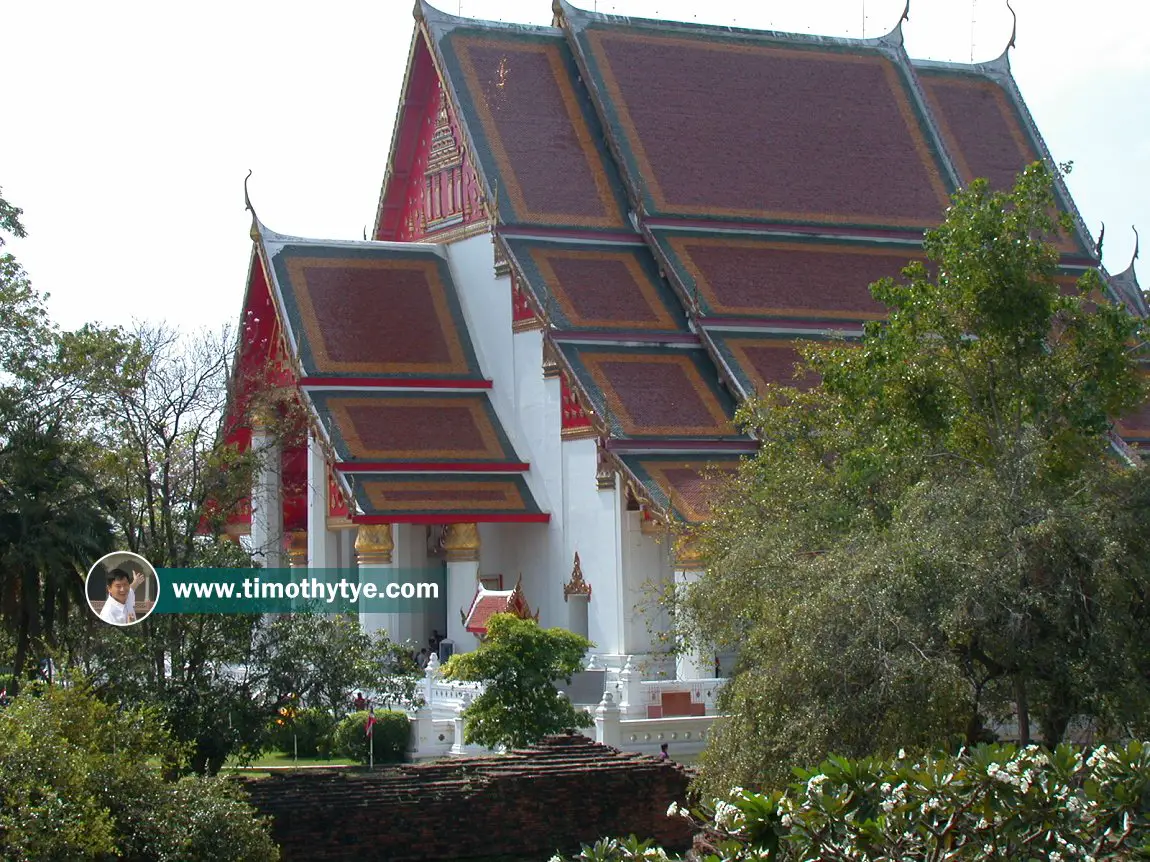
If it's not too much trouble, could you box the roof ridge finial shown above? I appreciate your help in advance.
[244,168,254,214]
[244,169,261,242]
[1006,0,1017,50]
[1133,225,1141,264]
[901,0,910,24]
[1097,221,1105,260]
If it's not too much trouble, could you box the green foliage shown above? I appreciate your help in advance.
[335,709,409,764]
[559,742,1150,861]
[680,164,1150,792]
[558,836,672,861]
[442,613,593,749]
[257,614,418,717]
[268,707,337,758]
[0,680,279,861]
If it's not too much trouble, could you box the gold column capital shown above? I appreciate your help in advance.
[443,523,480,563]
[287,530,309,568]
[356,524,394,566]
[673,533,706,571]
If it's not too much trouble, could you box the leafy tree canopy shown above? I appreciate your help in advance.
[443,613,593,749]
[681,164,1150,792]
[0,680,279,861]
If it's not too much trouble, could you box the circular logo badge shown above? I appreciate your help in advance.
[86,552,160,626]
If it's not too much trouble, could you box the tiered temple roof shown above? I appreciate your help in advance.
[229,1,1144,530]
[251,227,545,523]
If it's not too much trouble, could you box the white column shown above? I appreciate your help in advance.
[249,423,283,569]
[618,657,645,719]
[595,691,622,748]
[356,525,395,638]
[306,432,333,569]
[444,523,480,655]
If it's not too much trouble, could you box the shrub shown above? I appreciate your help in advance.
[0,681,279,861]
[268,707,337,758]
[557,741,1150,861]
[335,709,409,764]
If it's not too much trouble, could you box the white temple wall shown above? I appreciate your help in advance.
[511,328,569,631]
[475,521,551,625]
[445,235,556,514]
[395,523,445,651]
[620,510,673,658]
[562,437,624,657]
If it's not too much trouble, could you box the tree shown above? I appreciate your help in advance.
[680,163,1150,792]
[0,187,135,695]
[442,613,593,749]
[0,679,279,861]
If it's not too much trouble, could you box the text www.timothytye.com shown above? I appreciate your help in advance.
[171,577,439,604]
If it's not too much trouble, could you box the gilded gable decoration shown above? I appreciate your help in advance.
[563,552,592,601]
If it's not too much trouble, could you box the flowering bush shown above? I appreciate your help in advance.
[556,742,1150,861]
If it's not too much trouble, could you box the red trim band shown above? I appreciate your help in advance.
[299,377,493,389]
[353,513,551,525]
[337,461,531,473]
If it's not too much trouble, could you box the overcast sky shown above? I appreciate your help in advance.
[3,0,1146,334]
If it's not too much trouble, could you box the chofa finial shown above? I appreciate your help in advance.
[1097,222,1106,260]
[901,0,910,23]
[1133,226,1141,264]
[244,170,261,242]
[1006,0,1017,49]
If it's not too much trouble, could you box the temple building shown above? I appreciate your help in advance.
[224,1,1146,695]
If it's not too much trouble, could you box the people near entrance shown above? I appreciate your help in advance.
[99,568,146,625]
[658,743,671,762]
[353,691,367,711]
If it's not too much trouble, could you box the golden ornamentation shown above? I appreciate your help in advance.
[563,552,592,601]
[444,522,481,562]
[355,524,394,566]
[287,530,309,568]
[596,437,615,490]
[542,339,561,379]
[673,533,706,570]
[508,574,540,622]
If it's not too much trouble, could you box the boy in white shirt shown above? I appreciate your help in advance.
[99,568,146,625]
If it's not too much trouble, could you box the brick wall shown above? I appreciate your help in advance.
[241,733,693,861]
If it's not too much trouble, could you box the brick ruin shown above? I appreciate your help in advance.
[241,733,694,861]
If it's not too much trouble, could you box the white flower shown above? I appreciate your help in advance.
[1049,852,1062,862]
[713,800,745,830]
[780,813,793,828]
[666,802,680,817]
[898,748,907,759]
[805,773,828,794]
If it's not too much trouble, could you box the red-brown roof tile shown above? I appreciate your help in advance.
[655,232,920,320]
[569,20,952,229]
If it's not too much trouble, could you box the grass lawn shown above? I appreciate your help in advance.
[223,751,359,770]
